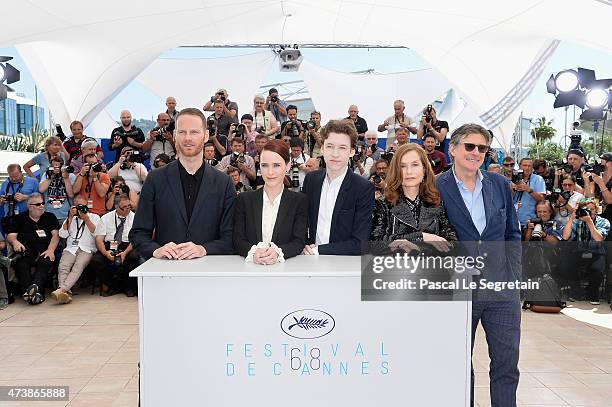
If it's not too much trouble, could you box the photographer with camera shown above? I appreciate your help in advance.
[235,114,260,156]
[389,127,410,151]
[564,149,586,190]
[346,105,368,138]
[280,105,305,142]
[153,153,172,169]
[305,111,322,158]
[203,88,238,119]
[351,141,374,178]
[63,121,103,163]
[251,96,278,140]
[69,138,104,174]
[109,110,145,164]
[203,142,220,168]
[416,105,449,153]
[266,88,288,131]
[216,138,256,186]
[6,193,60,305]
[52,195,100,304]
[364,131,382,161]
[377,100,417,146]
[533,159,555,193]
[207,100,233,158]
[562,198,610,304]
[24,136,69,180]
[227,167,253,195]
[105,177,138,212]
[370,159,388,200]
[552,176,585,229]
[107,148,148,195]
[142,112,176,163]
[1,164,40,221]
[90,194,138,297]
[71,153,111,216]
[38,156,74,224]
[422,133,447,175]
[511,157,546,228]
[165,96,178,121]
[525,200,563,243]
[502,156,515,180]
[286,138,310,190]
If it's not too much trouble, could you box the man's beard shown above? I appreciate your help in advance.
[176,139,205,158]
[122,121,131,127]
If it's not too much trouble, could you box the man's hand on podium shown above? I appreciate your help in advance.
[153,241,207,260]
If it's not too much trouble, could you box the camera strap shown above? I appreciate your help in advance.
[8,179,24,195]
[70,218,86,241]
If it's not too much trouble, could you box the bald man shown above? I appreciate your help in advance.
[142,112,176,162]
[345,105,368,138]
[110,110,145,164]
[166,97,178,121]
[377,100,417,146]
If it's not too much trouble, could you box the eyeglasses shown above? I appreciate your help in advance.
[118,205,131,211]
[29,202,44,207]
[460,143,489,153]
[366,138,377,141]
[503,163,515,167]
[561,183,574,187]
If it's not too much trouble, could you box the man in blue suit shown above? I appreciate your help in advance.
[302,119,374,255]
[436,123,521,407]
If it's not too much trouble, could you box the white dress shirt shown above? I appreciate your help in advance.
[245,189,285,263]
[315,168,348,246]
[94,210,134,243]
[59,213,101,254]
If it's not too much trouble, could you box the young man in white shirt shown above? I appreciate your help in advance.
[301,119,375,255]
[52,195,100,304]
[90,194,139,297]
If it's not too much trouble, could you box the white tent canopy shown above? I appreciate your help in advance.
[4,0,612,151]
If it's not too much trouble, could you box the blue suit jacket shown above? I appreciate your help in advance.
[302,169,375,255]
[436,169,521,286]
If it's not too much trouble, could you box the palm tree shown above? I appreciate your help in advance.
[531,116,556,144]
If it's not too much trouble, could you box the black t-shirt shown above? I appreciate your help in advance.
[425,120,449,152]
[177,161,205,222]
[209,113,238,137]
[8,212,60,254]
[540,168,556,192]
[280,120,305,138]
[345,116,368,135]
[110,125,145,163]
[570,169,585,188]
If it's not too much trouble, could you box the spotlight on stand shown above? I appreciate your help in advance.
[0,56,21,100]
[546,67,612,120]
[278,46,303,72]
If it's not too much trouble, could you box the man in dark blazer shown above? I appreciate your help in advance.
[302,119,374,256]
[130,108,235,260]
[436,123,521,407]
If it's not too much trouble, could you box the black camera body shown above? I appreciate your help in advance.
[152,120,175,142]
[46,167,60,179]
[234,123,246,138]
[229,152,246,168]
[205,158,219,167]
[576,204,592,218]
[289,120,301,138]
[62,165,74,174]
[207,115,217,135]
[529,217,555,241]
[306,120,317,130]
[381,151,394,163]
[584,162,604,176]
[76,204,89,214]
[126,151,148,164]
[424,104,433,123]
[271,95,278,103]
[352,145,364,162]
[1,194,15,203]
[290,160,300,188]
[55,124,66,141]
[549,188,572,203]
[430,157,441,168]
[511,169,524,184]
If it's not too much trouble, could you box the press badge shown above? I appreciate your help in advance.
[87,200,94,209]
[110,240,119,251]
[582,252,593,259]
[72,239,79,246]
[51,200,62,209]
[36,229,46,238]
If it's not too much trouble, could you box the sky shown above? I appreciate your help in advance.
[1,41,610,143]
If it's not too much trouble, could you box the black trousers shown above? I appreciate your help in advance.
[13,254,54,295]
[88,242,139,292]
[564,253,605,302]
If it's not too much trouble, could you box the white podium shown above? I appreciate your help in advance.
[131,255,471,406]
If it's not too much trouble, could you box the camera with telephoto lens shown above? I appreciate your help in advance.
[46,167,61,179]
[576,201,592,218]
[234,123,246,138]
[584,162,605,180]
[289,120,300,138]
[86,162,103,173]
[126,151,148,164]
[229,152,246,168]
[207,115,216,135]
[430,157,441,168]
[55,124,66,141]
[152,120,175,142]
[271,95,278,103]
[512,169,524,184]
[76,204,89,214]
[529,218,555,241]
[110,248,122,266]
[0,194,15,203]
[381,150,394,163]
[255,126,265,135]
[205,158,219,167]
[306,120,317,130]
[424,104,433,124]
[290,160,300,188]
[62,165,74,174]
[352,145,364,162]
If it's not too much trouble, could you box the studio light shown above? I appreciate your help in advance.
[0,55,21,100]
[278,46,303,72]
[555,70,579,92]
[585,88,608,109]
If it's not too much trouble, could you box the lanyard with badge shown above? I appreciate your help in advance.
[110,214,126,252]
[69,218,86,247]
[513,174,531,210]
[6,179,24,214]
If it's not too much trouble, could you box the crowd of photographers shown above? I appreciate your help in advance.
[0,89,610,310]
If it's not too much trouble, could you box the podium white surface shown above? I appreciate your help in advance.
[130,255,471,407]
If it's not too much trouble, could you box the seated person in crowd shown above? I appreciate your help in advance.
[0,235,10,309]
[302,119,375,255]
[90,195,138,297]
[364,131,382,161]
[23,136,68,179]
[107,147,148,197]
[562,198,610,304]
[0,164,40,218]
[233,139,308,264]
[287,138,310,189]
[533,158,555,193]
[306,111,322,157]
[6,193,60,305]
[105,177,138,213]
[559,174,584,208]
[52,195,100,304]
[378,100,417,146]
[203,142,220,167]
[370,144,457,250]
[71,153,111,216]
[142,112,176,163]
[487,163,503,175]
[216,138,256,186]
[39,156,74,225]
[525,200,563,243]
[370,159,388,200]
[235,114,261,156]
[389,127,409,151]
[152,153,173,169]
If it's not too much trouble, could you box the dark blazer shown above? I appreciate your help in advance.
[129,160,235,259]
[233,188,308,259]
[302,169,375,255]
[436,169,521,284]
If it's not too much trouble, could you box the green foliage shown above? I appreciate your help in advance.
[581,134,612,160]
[527,142,565,162]
[531,116,556,143]
[0,126,48,153]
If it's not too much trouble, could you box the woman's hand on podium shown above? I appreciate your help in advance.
[253,247,278,265]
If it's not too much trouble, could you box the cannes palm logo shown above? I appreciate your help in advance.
[280,309,335,339]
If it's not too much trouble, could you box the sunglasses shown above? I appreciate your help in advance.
[459,143,489,153]
[29,202,44,207]
[503,163,515,167]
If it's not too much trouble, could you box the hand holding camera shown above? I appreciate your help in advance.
[14,192,27,202]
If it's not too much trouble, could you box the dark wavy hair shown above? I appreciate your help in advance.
[384,144,440,206]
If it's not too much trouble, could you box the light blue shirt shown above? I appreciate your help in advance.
[453,167,486,236]
[513,173,546,226]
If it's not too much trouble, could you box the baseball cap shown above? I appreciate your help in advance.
[600,152,612,162]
